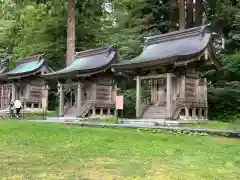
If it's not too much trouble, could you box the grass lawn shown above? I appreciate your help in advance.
[0,121,239,180]
[0,111,57,121]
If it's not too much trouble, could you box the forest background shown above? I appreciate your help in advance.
[0,0,240,121]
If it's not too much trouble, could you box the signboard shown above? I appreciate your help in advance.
[115,95,123,110]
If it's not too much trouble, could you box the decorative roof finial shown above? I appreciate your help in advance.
[200,23,211,38]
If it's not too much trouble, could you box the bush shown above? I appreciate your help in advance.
[102,117,118,123]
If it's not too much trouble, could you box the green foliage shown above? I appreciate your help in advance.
[203,0,240,120]
[101,116,118,123]
[121,89,136,118]
[1,0,105,69]
[1,0,240,120]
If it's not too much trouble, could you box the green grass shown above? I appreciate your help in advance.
[0,121,239,180]
[0,111,57,121]
[182,120,240,131]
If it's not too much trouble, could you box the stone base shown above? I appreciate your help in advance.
[123,118,208,126]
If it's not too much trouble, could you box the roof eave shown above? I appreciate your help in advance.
[2,62,45,80]
[43,52,117,79]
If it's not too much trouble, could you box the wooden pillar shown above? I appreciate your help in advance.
[1,85,3,109]
[204,108,208,120]
[199,108,202,119]
[45,85,49,110]
[151,79,153,103]
[100,108,103,116]
[185,107,189,119]
[112,84,118,102]
[153,79,155,103]
[155,79,158,102]
[166,73,172,119]
[11,82,16,101]
[192,107,196,119]
[59,83,64,117]
[92,107,96,116]
[181,75,186,100]
[42,85,48,110]
[179,0,186,30]
[203,78,208,119]
[109,86,112,102]
[92,83,97,100]
[136,76,141,118]
[77,82,82,117]
[196,79,199,101]
[107,108,111,116]
[204,78,208,103]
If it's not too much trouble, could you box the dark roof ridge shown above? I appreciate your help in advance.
[144,25,210,46]
[75,46,113,59]
[16,53,45,65]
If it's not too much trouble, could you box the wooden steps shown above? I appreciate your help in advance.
[142,106,166,119]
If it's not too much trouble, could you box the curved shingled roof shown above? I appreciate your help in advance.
[112,25,219,69]
[6,59,44,76]
[44,46,116,78]
[0,54,48,79]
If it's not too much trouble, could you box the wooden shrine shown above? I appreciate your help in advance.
[112,25,220,121]
[0,54,52,114]
[43,46,118,118]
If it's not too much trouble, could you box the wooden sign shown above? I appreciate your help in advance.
[116,95,123,110]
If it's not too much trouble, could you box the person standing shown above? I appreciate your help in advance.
[14,99,22,118]
[9,100,15,118]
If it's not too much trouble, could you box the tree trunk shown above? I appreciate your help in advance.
[186,0,194,28]
[195,0,203,26]
[179,0,186,30]
[169,0,178,32]
[66,0,75,66]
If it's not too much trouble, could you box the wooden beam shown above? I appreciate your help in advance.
[139,73,176,80]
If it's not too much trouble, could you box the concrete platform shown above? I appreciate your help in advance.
[29,119,240,138]
[45,116,208,126]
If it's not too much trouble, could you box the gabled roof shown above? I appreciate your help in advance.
[0,54,51,80]
[112,25,220,70]
[43,46,116,78]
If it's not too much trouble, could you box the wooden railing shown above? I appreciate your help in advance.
[80,101,94,117]
[171,97,207,119]
[64,101,73,113]
[80,100,115,117]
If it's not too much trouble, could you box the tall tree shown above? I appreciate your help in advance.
[179,0,186,29]
[186,0,194,28]
[66,0,75,66]
[195,0,203,26]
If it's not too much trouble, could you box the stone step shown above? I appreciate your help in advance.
[142,116,166,119]
[144,111,166,114]
[46,116,79,121]
[143,113,166,116]
[143,115,166,118]
[145,110,166,113]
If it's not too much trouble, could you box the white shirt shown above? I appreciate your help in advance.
[14,100,22,109]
